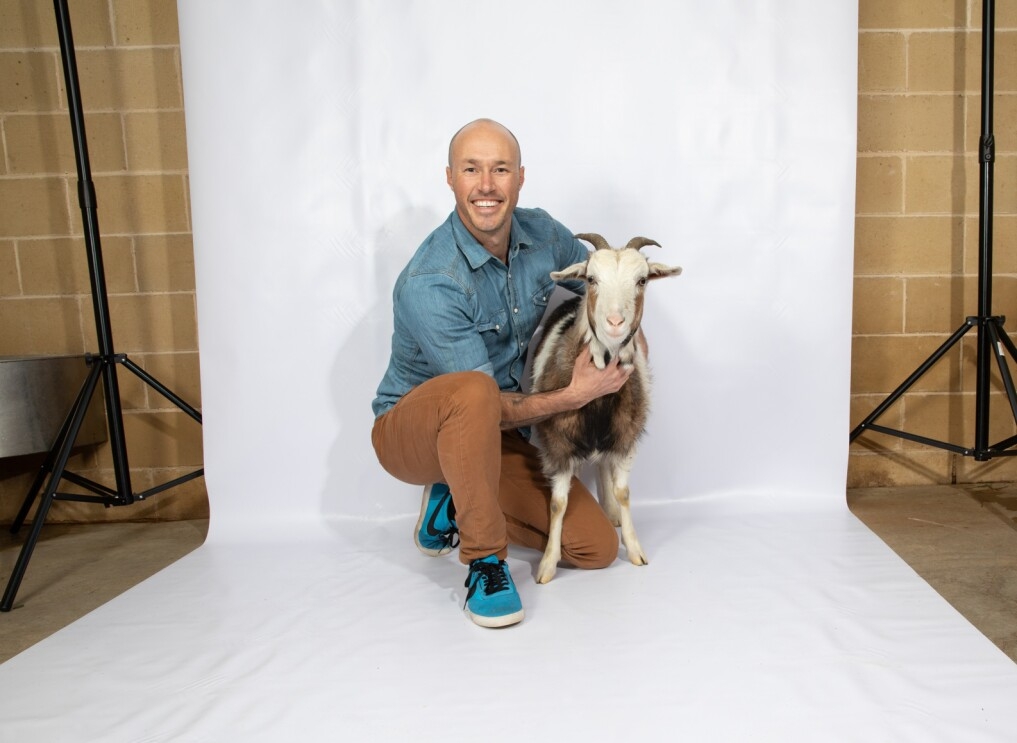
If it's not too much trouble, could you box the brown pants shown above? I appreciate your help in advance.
[371,371,619,567]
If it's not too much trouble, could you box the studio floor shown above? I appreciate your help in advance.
[1,484,1017,741]
[1,483,1015,665]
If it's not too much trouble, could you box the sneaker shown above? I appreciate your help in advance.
[414,483,459,556]
[463,555,524,628]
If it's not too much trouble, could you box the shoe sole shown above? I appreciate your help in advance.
[414,484,453,557]
[464,606,524,629]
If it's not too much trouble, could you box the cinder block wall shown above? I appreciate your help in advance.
[850,0,1017,487]
[2,1,1015,523]
[0,0,205,522]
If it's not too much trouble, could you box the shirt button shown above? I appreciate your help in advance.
[513,308,519,313]
[495,325,501,331]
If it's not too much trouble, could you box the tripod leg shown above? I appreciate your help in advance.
[850,319,974,442]
[1,362,103,612]
[9,363,100,534]
[120,356,202,423]
[986,321,1017,425]
[992,323,1017,366]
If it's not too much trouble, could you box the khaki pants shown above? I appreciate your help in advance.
[371,371,619,567]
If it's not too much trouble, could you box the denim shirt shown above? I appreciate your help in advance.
[372,207,588,418]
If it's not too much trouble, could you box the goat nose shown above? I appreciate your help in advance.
[607,314,625,327]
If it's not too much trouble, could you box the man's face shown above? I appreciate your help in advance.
[446,123,525,247]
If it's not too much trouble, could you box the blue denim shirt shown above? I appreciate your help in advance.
[372,207,587,417]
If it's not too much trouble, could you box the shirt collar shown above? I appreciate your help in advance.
[451,211,536,270]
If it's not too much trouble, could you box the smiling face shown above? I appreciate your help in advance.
[446,119,525,257]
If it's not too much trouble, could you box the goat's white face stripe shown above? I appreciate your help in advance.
[586,250,648,345]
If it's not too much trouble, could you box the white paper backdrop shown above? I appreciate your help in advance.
[6,5,1017,741]
[179,0,857,538]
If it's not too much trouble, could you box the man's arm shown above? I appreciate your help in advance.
[499,349,633,429]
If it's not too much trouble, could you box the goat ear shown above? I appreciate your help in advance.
[647,262,683,280]
[551,262,588,282]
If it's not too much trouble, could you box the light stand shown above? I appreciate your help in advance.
[850,0,1017,460]
[1,0,204,612]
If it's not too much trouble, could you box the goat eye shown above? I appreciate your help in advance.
[586,277,597,286]
[638,277,648,287]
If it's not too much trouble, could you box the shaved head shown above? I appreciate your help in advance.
[448,118,521,168]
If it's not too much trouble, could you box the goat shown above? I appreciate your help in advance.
[530,233,682,584]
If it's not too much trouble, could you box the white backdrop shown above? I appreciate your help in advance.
[4,3,1017,740]
[179,0,857,537]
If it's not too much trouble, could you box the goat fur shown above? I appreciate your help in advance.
[530,233,681,583]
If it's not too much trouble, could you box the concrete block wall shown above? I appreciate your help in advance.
[0,0,205,522]
[851,0,1017,486]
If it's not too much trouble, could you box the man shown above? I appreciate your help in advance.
[371,118,632,628]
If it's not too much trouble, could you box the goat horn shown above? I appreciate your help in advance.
[574,233,613,251]
[624,237,661,251]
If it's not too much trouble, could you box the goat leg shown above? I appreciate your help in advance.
[536,471,571,584]
[608,454,648,566]
[617,488,648,566]
[596,462,622,527]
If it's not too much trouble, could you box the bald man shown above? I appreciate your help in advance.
[371,119,631,628]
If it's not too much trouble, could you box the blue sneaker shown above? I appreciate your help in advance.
[463,555,524,628]
[414,483,459,556]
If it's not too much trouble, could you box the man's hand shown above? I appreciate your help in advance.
[568,346,633,406]
[499,345,633,428]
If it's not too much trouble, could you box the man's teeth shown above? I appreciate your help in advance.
[474,201,499,207]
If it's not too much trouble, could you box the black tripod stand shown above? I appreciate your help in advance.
[1,0,204,612]
[851,0,1017,461]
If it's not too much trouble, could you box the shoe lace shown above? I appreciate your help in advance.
[465,559,510,601]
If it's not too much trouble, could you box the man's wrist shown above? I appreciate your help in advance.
[499,386,580,429]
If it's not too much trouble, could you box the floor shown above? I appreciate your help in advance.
[848,482,1017,663]
[0,484,1015,665]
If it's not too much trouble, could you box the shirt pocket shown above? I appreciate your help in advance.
[531,279,555,310]
[478,308,508,341]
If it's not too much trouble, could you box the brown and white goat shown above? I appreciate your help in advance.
[530,233,682,584]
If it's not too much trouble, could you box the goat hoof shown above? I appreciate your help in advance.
[536,561,557,584]
[536,568,556,584]
[628,550,648,566]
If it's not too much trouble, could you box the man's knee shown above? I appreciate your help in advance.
[448,371,500,419]
[562,520,619,570]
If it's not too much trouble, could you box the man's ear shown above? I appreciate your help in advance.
[446,166,453,190]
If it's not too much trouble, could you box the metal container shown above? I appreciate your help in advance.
[0,355,107,459]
